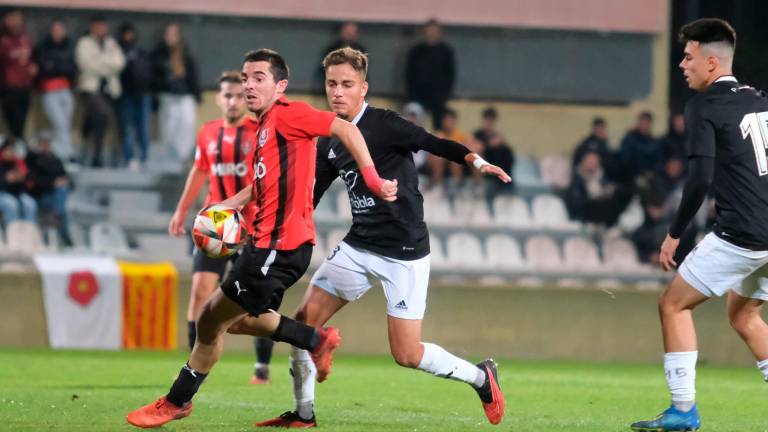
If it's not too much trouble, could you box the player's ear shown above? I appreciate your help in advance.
[706,55,719,73]
[361,81,369,98]
[276,79,289,94]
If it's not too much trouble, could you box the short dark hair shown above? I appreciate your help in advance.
[243,49,289,82]
[678,18,736,49]
[90,13,106,23]
[218,70,241,85]
[639,111,654,121]
[592,116,606,127]
[323,47,368,79]
[482,107,497,120]
[442,108,457,120]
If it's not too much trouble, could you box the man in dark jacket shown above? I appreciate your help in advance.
[117,22,152,169]
[619,111,662,181]
[0,8,37,142]
[26,132,72,245]
[34,19,77,161]
[405,19,455,128]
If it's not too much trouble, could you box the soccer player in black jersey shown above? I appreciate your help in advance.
[631,18,768,432]
[240,47,510,427]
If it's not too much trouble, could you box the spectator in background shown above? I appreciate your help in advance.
[572,117,618,178]
[0,8,37,142]
[26,131,72,246]
[402,101,429,172]
[660,113,687,163]
[619,111,662,181]
[473,107,514,215]
[315,22,366,92]
[34,19,77,161]
[75,14,125,167]
[632,156,697,265]
[0,139,36,224]
[117,22,152,170]
[406,19,455,128]
[430,109,471,191]
[564,150,629,228]
[152,23,200,165]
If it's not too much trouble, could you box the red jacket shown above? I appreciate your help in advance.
[0,30,35,89]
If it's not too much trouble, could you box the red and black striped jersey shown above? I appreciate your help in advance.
[251,97,336,250]
[194,117,259,234]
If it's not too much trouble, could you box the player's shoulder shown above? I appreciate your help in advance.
[363,106,409,128]
[199,118,224,135]
[202,118,224,128]
[243,116,259,130]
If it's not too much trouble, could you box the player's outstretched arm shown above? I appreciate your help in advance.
[465,153,512,183]
[169,166,208,236]
[329,117,398,202]
[220,184,255,212]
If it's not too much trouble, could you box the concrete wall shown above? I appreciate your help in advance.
[0,272,759,366]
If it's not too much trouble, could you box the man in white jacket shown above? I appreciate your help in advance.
[75,14,125,167]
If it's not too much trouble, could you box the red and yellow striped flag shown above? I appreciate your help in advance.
[119,261,178,350]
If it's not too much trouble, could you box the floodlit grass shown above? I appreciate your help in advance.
[0,349,765,431]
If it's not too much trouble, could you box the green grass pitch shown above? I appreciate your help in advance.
[0,349,765,431]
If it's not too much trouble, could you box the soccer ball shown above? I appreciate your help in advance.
[192,204,248,258]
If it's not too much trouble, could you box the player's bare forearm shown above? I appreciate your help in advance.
[220,184,254,210]
[175,166,208,215]
[465,153,512,183]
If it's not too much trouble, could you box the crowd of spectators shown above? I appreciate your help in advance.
[0,9,201,169]
[564,112,711,266]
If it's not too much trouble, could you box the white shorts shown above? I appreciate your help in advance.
[310,241,430,319]
[679,232,768,301]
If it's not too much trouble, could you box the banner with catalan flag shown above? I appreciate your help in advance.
[34,256,177,351]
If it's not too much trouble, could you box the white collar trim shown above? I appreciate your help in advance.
[715,76,737,83]
[350,102,368,125]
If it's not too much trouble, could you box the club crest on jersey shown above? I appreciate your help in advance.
[258,128,270,147]
[242,140,252,154]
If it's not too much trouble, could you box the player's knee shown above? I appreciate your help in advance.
[729,311,758,334]
[196,309,225,344]
[391,346,422,369]
[226,320,248,335]
[658,293,683,316]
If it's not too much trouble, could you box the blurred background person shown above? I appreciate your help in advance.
[75,14,125,167]
[34,19,77,161]
[152,22,200,167]
[619,111,662,183]
[473,107,515,215]
[406,19,455,129]
[660,113,687,163]
[117,22,152,170]
[0,139,36,225]
[0,8,37,143]
[26,131,72,246]
[315,22,366,92]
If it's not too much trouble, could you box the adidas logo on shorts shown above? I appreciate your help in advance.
[395,300,408,310]
[328,148,336,159]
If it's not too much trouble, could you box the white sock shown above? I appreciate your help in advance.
[664,351,697,410]
[289,347,315,419]
[756,359,768,381]
[418,342,486,388]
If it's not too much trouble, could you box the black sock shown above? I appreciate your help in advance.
[187,321,196,351]
[271,316,320,351]
[255,337,274,364]
[166,363,208,407]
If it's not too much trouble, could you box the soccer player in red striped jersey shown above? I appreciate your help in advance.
[166,70,274,385]
[126,49,396,429]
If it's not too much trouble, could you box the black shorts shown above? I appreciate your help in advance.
[192,248,239,279]
[220,242,313,316]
